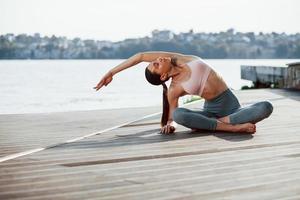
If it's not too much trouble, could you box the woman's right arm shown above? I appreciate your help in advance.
[160,86,181,134]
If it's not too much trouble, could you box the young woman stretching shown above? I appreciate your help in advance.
[94,51,273,134]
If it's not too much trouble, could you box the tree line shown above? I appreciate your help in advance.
[0,29,299,59]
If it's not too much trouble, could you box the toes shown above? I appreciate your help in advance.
[248,126,255,133]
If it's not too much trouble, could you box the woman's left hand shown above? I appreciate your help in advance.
[160,124,175,134]
[94,71,113,91]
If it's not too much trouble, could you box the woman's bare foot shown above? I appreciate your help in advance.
[191,122,256,134]
[234,123,256,133]
[216,121,256,134]
[217,116,230,123]
[217,116,256,133]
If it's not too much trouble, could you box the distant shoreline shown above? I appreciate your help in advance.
[1,30,300,59]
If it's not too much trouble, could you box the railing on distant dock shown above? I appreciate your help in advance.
[241,62,300,89]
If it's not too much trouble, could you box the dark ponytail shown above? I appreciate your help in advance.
[161,82,169,127]
[145,67,170,127]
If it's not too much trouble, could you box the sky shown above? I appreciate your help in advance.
[0,0,299,42]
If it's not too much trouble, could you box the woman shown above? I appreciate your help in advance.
[94,51,273,134]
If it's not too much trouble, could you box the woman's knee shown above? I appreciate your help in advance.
[257,101,274,117]
[172,108,189,124]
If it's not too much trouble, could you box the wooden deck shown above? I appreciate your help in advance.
[0,88,300,200]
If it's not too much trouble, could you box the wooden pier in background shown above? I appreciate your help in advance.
[0,88,300,199]
[241,62,300,89]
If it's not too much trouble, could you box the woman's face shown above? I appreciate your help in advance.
[147,57,172,75]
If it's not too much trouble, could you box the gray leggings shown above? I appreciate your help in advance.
[172,88,273,131]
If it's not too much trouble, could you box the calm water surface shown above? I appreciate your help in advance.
[0,59,297,114]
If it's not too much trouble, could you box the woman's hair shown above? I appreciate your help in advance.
[144,57,177,127]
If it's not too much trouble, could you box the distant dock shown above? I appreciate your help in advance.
[241,62,300,89]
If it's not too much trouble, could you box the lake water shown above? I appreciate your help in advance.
[0,59,297,114]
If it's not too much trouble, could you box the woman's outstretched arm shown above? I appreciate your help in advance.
[110,53,142,76]
[94,51,193,91]
[94,53,142,91]
[109,51,186,75]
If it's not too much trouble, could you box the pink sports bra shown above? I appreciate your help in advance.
[181,58,212,96]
